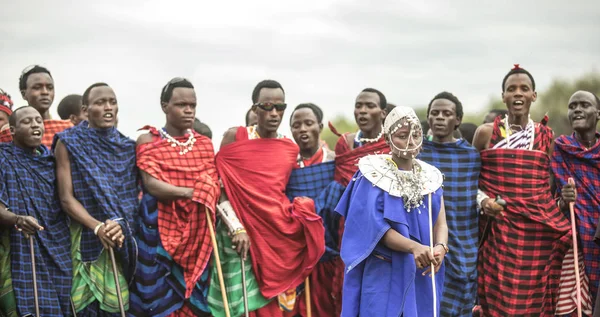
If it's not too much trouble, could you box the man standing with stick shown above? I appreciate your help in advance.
[55,83,138,316]
[551,90,600,315]
[129,78,222,316]
[0,106,72,317]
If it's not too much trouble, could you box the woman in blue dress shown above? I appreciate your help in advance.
[336,106,448,317]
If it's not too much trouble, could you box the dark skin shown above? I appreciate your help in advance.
[428,98,462,143]
[472,73,547,217]
[56,87,124,249]
[382,123,448,275]
[0,112,8,131]
[345,91,386,149]
[559,91,600,209]
[0,107,45,235]
[290,108,323,159]
[21,73,55,120]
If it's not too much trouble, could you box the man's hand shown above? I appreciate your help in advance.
[561,181,577,205]
[481,198,505,218]
[231,231,251,260]
[97,219,125,249]
[15,216,44,236]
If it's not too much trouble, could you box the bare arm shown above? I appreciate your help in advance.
[433,197,448,245]
[0,202,18,228]
[382,228,421,253]
[472,123,493,152]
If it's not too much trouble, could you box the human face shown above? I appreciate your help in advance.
[428,99,461,141]
[387,120,423,160]
[247,109,258,126]
[254,87,285,133]
[85,86,118,129]
[354,91,384,134]
[10,107,44,149]
[0,112,8,131]
[502,73,537,117]
[162,87,196,131]
[568,91,600,132]
[291,108,322,154]
[22,73,54,115]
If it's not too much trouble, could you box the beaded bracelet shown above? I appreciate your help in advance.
[233,228,247,235]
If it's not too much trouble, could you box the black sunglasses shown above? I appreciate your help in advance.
[254,102,287,112]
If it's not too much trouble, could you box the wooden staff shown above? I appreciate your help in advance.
[428,193,437,317]
[305,277,312,317]
[568,178,583,317]
[206,207,231,317]
[29,235,40,317]
[108,247,126,317]
[241,258,249,317]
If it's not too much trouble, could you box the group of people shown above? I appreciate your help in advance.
[0,63,599,317]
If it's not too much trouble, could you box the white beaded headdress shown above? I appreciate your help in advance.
[383,106,423,155]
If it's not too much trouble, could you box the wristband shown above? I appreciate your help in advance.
[94,222,105,236]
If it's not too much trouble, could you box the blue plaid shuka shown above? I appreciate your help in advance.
[0,143,72,317]
[286,161,342,261]
[418,138,481,317]
[53,122,138,279]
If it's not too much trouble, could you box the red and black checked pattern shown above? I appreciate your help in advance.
[0,128,11,143]
[489,114,553,152]
[43,119,72,148]
[136,126,220,298]
[478,149,572,316]
[333,133,389,186]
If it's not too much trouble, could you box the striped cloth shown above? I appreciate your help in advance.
[53,121,138,314]
[478,116,573,316]
[551,133,600,312]
[130,127,220,316]
[42,119,73,148]
[418,138,480,316]
[0,232,17,317]
[0,143,72,317]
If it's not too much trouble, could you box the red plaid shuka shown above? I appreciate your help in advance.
[43,119,73,148]
[0,129,11,143]
[478,116,573,316]
[136,126,220,297]
[216,127,325,299]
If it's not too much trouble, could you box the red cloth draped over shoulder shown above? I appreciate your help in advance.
[136,126,220,298]
[216,127,325,299]
[332,132,388,186]
[0,129,11,143]
[43,119,72,148]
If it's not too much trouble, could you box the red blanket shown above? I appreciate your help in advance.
[136,126,220,297]
[0,129,11,143]
[478,149,571,316]
[216,128,325,299]
[43,119,72,148]
[333,133,388,186]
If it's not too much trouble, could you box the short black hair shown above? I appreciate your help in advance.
[82,83,110,106]
[361,88,387,110]
[19,65,53,91]
[160,78,194,103]
[193,118,212,139]
[289,103,324,125]
[252,80,285,104]
[8,106,34,127]
[426,91,464,120]
[458,122,478,145]
[502,64,536,92]
[57,94,83,119]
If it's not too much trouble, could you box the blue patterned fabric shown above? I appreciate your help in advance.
[418,138,481,316]
[128,193,210,317]
[286,161,341,260]
[53,121,138,278]
[336,170,445,316]
[0,143,72,316]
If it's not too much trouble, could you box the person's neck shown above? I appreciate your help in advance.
[300,146,319,159]
[256,125,277,139]
[432,133,456,144]
[15,143,37,155]
[38,109,51,121]
[392,155,413,171]
[574,129,598,147]
[507,113,529,129]
[165,124,188,137]
[361,125,382,140]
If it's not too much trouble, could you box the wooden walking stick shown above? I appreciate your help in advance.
[29,235,40,317]
[568,178,583,317]
[427,193,437,317]
[108,247,126,317]
[305,277,312,317]
[206,207,231,317]
[241,257,249,317]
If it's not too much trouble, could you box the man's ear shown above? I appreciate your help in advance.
[161,102,168,114]
[318,122,323,133]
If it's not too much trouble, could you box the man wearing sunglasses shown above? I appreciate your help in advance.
[18,65,73,148]
[214,80,325,316]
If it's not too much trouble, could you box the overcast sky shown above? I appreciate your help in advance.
[1,0,598,147]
